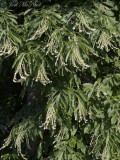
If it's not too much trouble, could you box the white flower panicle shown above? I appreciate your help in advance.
[97,31,114,52]
[35,63,51,85]
[44,104,56,130]
[71,34,89,68]
[27,19,48,41]
[73,10,96,33]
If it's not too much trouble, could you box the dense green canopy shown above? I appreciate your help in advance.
[0,0,120,159]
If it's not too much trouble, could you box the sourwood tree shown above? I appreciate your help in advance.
[0,0,120,159]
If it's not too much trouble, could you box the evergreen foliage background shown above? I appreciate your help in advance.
[0,0,120,159]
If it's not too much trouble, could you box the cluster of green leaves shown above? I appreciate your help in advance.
[0,0,120,159]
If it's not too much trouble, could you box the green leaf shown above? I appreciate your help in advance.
[58,151,63,160]
[37,142,43,159]
[9,31,22,46]
[84,124,91,133]
[111,115,118,124]
[95,124,100,136]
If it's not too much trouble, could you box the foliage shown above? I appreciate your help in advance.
[0,0,120,159]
